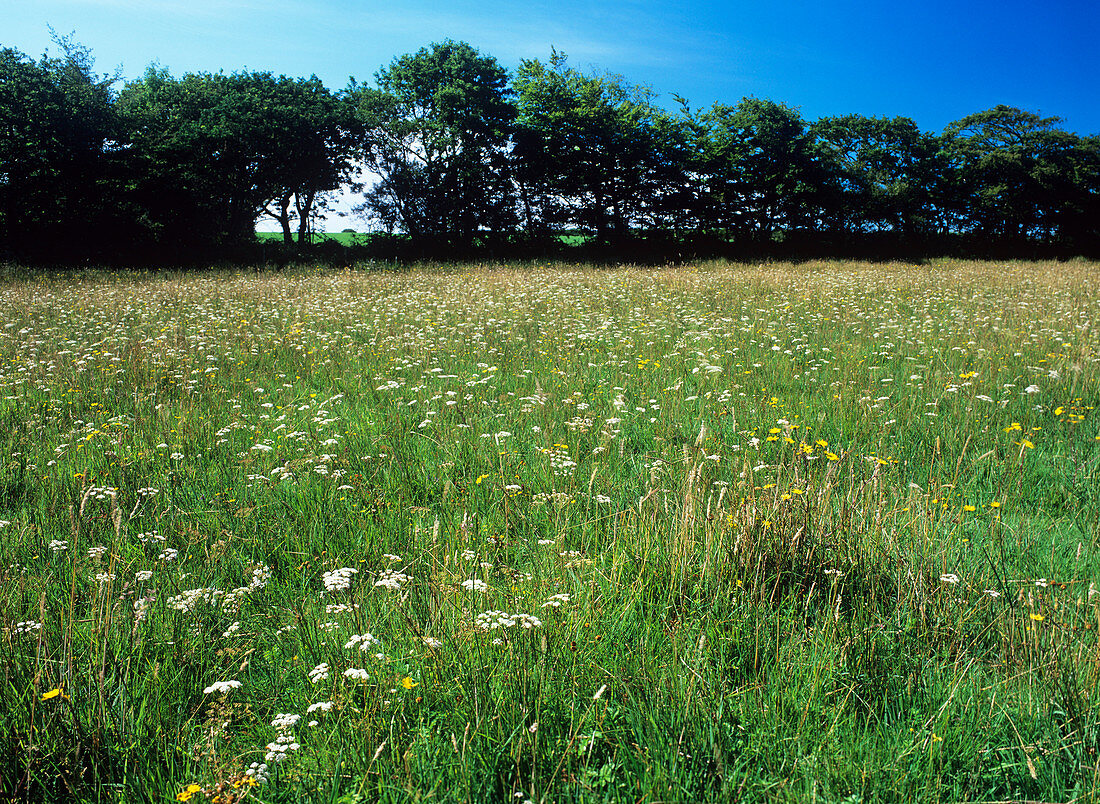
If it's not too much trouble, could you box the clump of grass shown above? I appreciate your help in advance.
[1,259,1099,802]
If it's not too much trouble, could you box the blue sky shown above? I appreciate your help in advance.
[6,0,1099,135]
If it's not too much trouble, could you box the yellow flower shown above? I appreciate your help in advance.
[1030,613,1044,622]
[826,451,839,461]
[962,504,976,512]
[988,501,1001,509]
[1054,406,1065,415]
[176,783,203,802]
[475,474,491,485]
[400,677,418,690]
[40,688,62,701]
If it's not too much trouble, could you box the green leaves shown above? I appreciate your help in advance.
[349,40,515,247]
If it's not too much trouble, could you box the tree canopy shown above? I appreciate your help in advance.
[1,37,1097,263]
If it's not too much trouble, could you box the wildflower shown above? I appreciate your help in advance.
[176,783,203,802]
[461,579,488,592]
[400,677,418,690]
[245,762,270,784]
[203,679,242,695]
[41,687,62,701]
[962,504,976,512]
[343,668,370,681]
[1030,613,1045,622]
[306,701,333,713]
[344,633,380,651]
[136,570,153,582]
[322,567,358,592]
[374,569,409,590]
[48,539,68,552]
[939,574,960,585]
[309,663,330,683]
[422,636,443,649]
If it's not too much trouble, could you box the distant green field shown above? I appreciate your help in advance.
[256,231,593,247]
[255,231,366,245]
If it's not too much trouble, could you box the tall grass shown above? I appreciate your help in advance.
[1,259,1099,802]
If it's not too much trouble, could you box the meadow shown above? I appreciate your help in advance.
[1,259,1099,803]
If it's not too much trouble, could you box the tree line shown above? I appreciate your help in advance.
[2,36,1098,264]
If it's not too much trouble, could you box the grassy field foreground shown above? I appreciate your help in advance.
[2,259,1100,803]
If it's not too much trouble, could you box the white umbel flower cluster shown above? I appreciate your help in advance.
[203,679,242,695]
[475,610,543,631]
[266,713,302,762]
[322,567,358,592]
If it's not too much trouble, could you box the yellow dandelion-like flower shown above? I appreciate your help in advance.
[962,504,976,512]
[176,783,203,802]
[988,501,1001,509]
[40,688,62,701]
[400,677,418,690]
[1030,613,1044,622]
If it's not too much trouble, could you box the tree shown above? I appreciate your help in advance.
[117,68,360,253]
[513,51,677,241]
[350,40,516,247]
[940,105,1072,241]
[696,98,825,240]
[810,114,943,238]
[0,37,118,260]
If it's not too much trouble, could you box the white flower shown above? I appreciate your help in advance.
[343,667,370,681]
[461,579,488,592]
[136,570,153,582]
[374,569,409,590]
[203,679,242,695]
[306,700,333,713]
[322,567,358,592]
[309,663,330,683]
[344,633,380,651]
[1024,385,1041,395]
[271,713,301,730]
[939,574,960,585]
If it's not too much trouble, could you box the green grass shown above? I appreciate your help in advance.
[1,259,1099,803]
